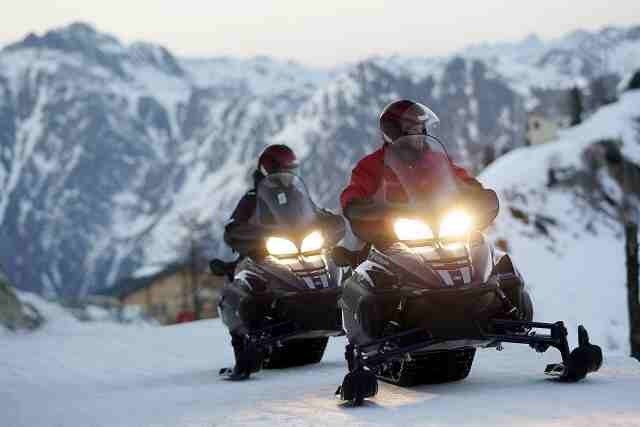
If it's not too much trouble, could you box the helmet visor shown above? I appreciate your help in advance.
[380,101,441,143]
[404,102,440,135]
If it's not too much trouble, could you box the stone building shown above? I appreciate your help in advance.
[99,265,223,325]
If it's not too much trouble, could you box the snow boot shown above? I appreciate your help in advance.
[220,333,263,381]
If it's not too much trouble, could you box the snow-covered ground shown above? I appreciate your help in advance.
[2,307,639,427]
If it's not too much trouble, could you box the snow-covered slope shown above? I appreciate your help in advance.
[481,90,640,354]
[1,313,639,427]
[182,56,331,97]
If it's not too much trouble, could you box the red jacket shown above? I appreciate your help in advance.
[340,147,479,209]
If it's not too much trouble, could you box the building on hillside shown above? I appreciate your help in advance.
[525,110,571,146]
[97,264,223,325]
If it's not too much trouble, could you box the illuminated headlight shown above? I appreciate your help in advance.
[300,230,324,253]
[266,237,298,256]
[439,210,473,239]
[394,218,434,241]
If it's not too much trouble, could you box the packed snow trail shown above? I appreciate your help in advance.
[2,317,639,427]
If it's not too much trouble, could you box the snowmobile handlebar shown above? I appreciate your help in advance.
[343,199,396,221]
[344,188,499,229]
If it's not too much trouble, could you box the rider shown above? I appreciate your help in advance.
[221,144,298,380]
[223,144,299,256]
[340,99,496,247]
[221,144,344,380]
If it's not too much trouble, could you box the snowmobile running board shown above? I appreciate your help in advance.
[338,319,603,406]
[244,321,304,349]
[243,319,343,350]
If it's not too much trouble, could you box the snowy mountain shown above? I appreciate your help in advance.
[1,22,640,297]
[464,27,640,94]
[0,23,323,296]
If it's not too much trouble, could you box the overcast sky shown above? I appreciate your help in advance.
[1,0,639,67]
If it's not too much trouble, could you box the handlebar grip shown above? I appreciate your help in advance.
[344,202,392,221]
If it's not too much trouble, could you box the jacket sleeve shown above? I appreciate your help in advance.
[224,192,261,255]
[450,162,483,189]
[228,191,256,223]
[448,163,499,228]
[340,150,384,209]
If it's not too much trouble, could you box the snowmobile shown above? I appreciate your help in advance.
[210,172,345,380]
[333,135,603,405]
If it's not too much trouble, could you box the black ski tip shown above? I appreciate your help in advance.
[219,367,251,381]
[577,324,590,347]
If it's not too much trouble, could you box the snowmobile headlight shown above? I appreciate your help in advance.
[300,230,324,253]
[394,218,434,241]
[439,210,473,239]
[266,237,298,256]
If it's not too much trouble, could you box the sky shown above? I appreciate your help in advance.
[1,0,639,67]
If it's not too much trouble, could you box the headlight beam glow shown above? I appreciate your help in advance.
[439,210,473,239]
[266,237,298,256]
[301,230,324,253]
[394,218,434,241]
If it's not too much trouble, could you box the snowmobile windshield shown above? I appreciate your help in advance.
[383,135,460,212]
[255,172,317,229]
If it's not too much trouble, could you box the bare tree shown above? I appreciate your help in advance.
[625,222,639,360]
[568,86,584,126]
[579,139,640,359]
[172,211,217,320]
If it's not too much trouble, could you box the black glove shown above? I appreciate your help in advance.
[317,211,346,245]
[344,198,388,221]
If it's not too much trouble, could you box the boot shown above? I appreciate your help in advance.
[220,333,261,381]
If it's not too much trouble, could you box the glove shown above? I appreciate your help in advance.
[343,198,378,220]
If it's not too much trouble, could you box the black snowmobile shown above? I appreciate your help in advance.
[333,135,603,405]
[210,172,345,380]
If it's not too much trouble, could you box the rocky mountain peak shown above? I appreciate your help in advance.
[128,42,184,77]
[3,21,184,78]
[5,21,121,54]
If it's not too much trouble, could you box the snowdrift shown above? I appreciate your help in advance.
[1,288,152,336]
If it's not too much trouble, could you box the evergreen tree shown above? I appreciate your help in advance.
[481,144,496,168]
[628,70,640,91]
[569,86,584,126]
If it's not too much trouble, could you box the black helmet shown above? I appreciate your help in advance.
[379,99,440,144]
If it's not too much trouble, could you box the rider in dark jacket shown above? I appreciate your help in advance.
[223,145,298,257]
[221,144,345,380]
[221,145,298,380]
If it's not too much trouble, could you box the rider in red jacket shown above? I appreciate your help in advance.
[340,99,489,245]
[340,147,480,209]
